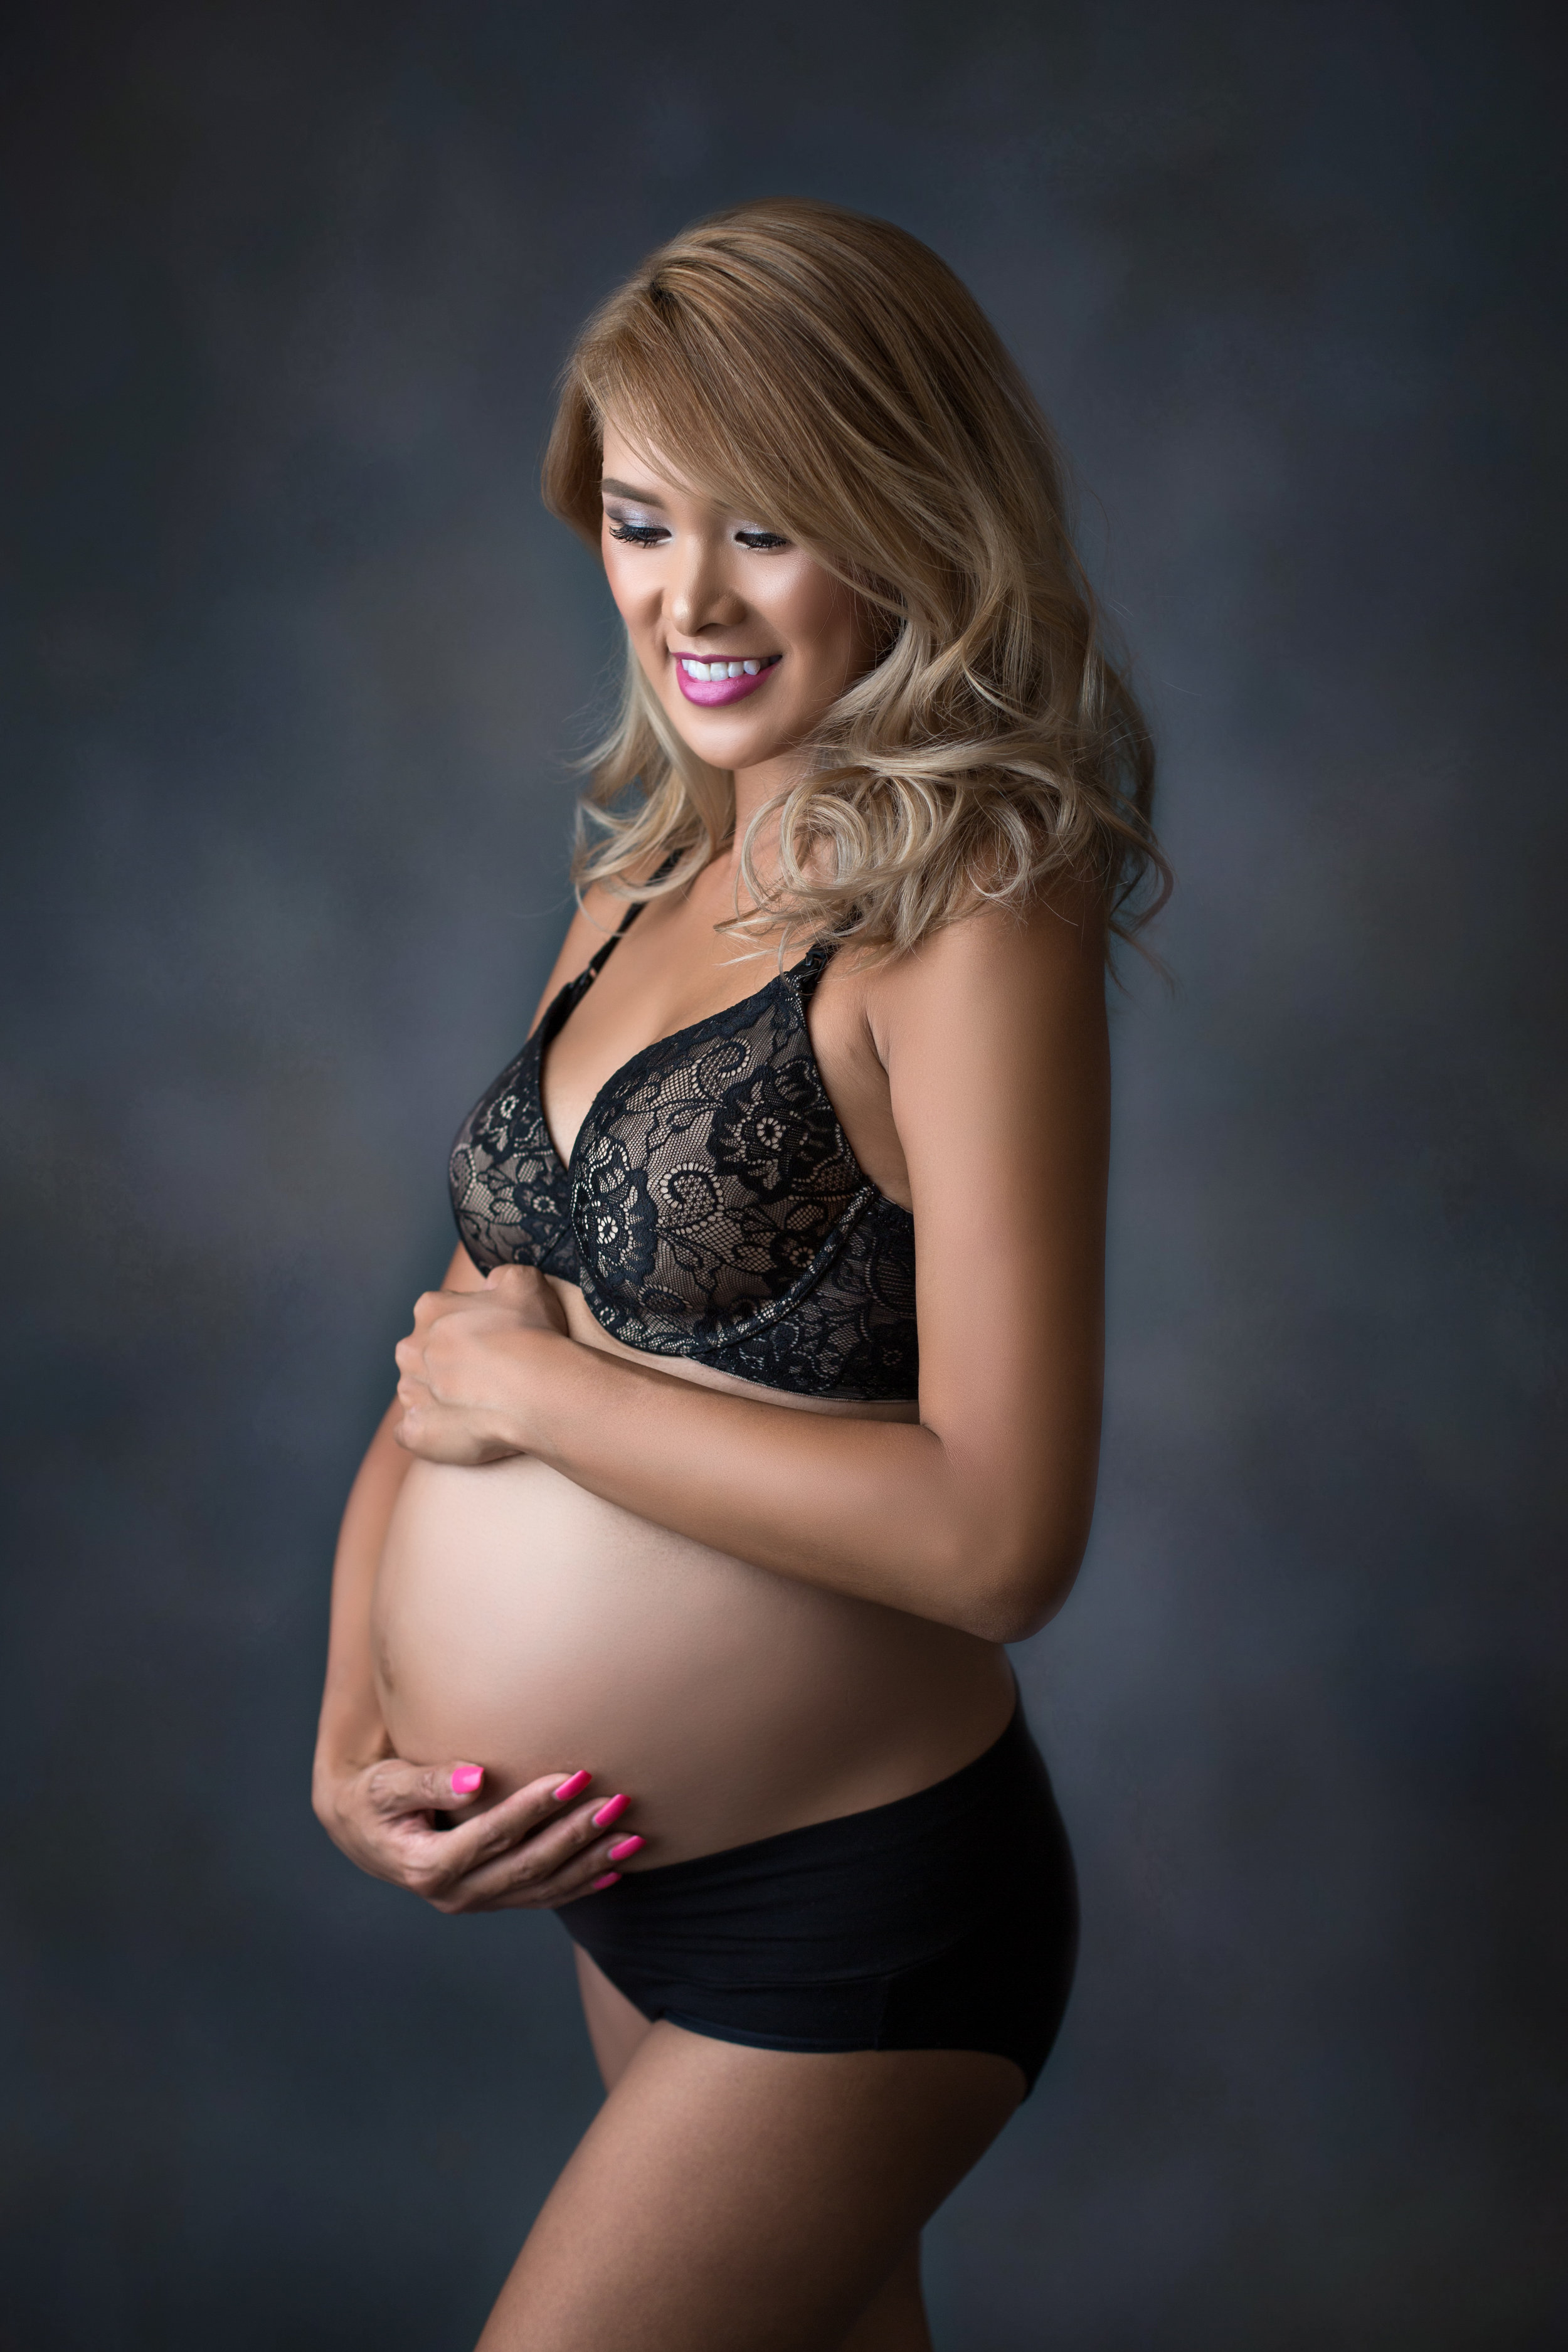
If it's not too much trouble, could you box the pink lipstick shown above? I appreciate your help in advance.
[674,652,781,707]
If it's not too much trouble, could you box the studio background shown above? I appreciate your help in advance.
[3,3,1563,2346]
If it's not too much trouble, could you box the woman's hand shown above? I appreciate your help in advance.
[394,1264,568,1465]
[312,1756,642,1913]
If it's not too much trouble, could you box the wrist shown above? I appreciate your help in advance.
[313,1722,390,1799]
[497,1323,578,1458]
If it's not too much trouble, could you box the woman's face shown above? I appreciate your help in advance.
[598,420,879,780]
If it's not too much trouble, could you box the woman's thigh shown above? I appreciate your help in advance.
[572,1951,932,2348]
[476,2018,1022,2351]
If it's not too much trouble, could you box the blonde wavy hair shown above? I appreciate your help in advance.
[543,197,1167,960]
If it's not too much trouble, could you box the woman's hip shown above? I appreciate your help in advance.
[559,1701,1078,2095]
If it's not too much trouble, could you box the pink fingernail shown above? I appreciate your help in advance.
[592,1793,629,1828]
[450,1766,484,1796]
[553,1770,592,1802]
[590,1870,621,1890]
[607,1835,644,1863]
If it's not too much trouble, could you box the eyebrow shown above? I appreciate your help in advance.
[600,477,668,506]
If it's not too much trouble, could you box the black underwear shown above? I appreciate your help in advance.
[561,1702,1076,2096]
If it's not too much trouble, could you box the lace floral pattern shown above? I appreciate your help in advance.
[447,959,597,1284]
[449,936,919,1402]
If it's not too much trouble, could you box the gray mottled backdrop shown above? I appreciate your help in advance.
[3,2,1563,2345]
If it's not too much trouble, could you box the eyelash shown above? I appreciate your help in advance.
[605,523,790,551]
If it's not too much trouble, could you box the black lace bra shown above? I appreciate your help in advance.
[448,903,918,1401]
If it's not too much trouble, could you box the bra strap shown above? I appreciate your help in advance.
[584,850,687,976]
[582,893,646,980]
[789,936,837,1002]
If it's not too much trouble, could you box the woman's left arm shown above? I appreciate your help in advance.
[396,898,1109,1644]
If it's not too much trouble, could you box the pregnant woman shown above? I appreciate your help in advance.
[314,199,1163,2351]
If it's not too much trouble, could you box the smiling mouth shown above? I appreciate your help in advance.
[674,651,781,707]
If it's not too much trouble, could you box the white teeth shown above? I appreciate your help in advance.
[680,654,776,681]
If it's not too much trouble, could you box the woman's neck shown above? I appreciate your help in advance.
[720,758,798,901]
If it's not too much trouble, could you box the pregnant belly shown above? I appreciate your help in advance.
[372,1454,1014,1865]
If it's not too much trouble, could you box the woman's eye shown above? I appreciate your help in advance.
[736,529,788,551]
[607,520,668,546]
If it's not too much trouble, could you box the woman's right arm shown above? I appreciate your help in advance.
[310,1393,415,1829]
[311,1244,636,1912]
[312,1239,485,1840]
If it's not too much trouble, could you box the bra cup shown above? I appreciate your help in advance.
[574,1152,877,1352]
[568,973,877,1354]
[448,1028,578,1282]
[449,946,919,1402]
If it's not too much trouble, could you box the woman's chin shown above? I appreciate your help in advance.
[662,706,798,773]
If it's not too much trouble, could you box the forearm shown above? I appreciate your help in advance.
[519,1335,1089,1642]
[314,1399,410,1793]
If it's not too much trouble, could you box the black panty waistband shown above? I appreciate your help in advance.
[563,1697,1067,1983]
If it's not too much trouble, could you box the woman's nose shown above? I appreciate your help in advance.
[669,539,746,636]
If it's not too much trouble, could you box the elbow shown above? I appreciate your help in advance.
[919,1455,1096,1641]
[950,1528,1086,1646]
[963,1584,1071,1648]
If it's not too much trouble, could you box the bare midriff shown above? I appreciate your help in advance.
[371,1284,1016,1866]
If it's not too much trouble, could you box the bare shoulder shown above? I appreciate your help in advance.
[861,882,1108,1062]
[862,887,1111,1339]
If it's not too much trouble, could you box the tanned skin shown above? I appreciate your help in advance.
[314,423,1109,2349]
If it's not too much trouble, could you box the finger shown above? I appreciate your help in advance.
[438,1788,638,1910]
[488,1262,570,1333]
[395,1772,608,1905]
[414,1287,463,1326]
[463,1816,649,1910]
[365,1757,494,1819]
[430,1783,627,1904]
[486,1264,536,1297]
[426,1769,605,1878]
